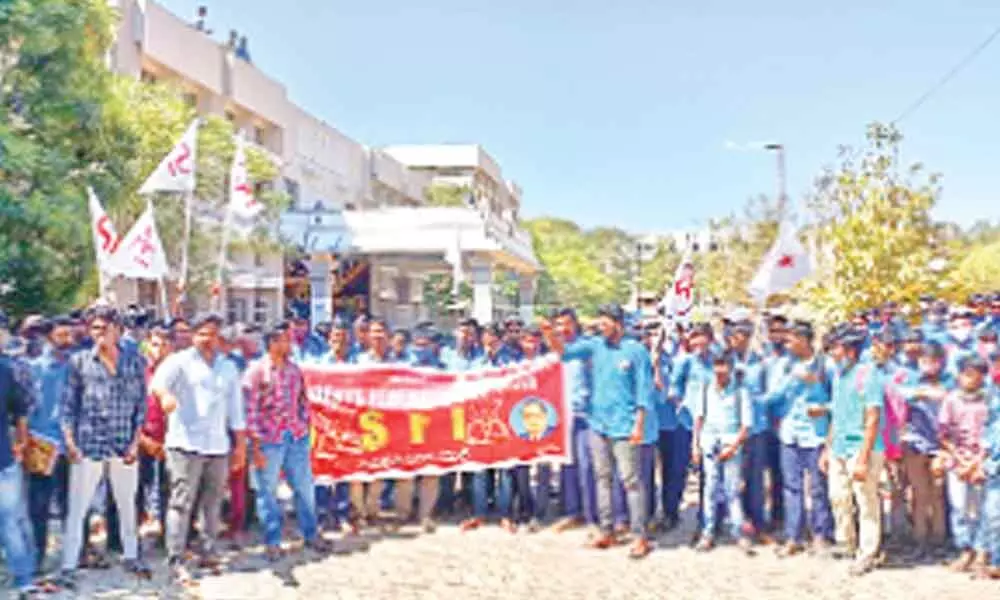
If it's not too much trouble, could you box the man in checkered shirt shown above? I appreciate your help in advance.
[57,307,149,587]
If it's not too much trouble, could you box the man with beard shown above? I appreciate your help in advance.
[152,314,246,588]
[57,308,149,588]
[541,304,655,559]
[26,317,74,572]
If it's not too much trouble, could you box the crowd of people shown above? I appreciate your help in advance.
[1,292,1000,597]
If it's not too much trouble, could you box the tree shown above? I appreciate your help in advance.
[585,227,636,303]
[953,241,1000,293]
[0,0,120,316]
[696,195,782,307]
[522,217,619,315]
[425,184,469,208]
[96,78,287,304]
[798,122,948,323]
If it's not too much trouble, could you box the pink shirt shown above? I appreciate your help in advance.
[241,356,310,445]
[938,389,989,465]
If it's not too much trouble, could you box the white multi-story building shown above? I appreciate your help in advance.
[108,1,539,326]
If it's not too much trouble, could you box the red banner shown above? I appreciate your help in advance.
[302,356,568,482]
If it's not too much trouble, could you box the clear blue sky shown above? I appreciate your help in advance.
[160,0,1000,232]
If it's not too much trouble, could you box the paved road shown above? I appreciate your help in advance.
[48,520,995,600]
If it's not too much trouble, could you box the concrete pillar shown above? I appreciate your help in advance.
[469,258,493,325]
[308,254,333,329]
[518,276,537,322]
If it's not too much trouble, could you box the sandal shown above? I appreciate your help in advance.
[170,563,199,589]
[125,559,153,579]
[628,538,652,560]
[83,551,111,570]
[586,533,615,550]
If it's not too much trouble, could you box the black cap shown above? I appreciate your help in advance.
[504,315,524,328]
[597,303,626,324]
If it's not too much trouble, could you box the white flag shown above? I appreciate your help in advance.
[748,222,813,302]
[660,253,695,325]
[138,120,198,194]
[106,205,169,279]
[87,187,120,272]
[229,137,263,220]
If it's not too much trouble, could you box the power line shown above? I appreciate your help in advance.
[892,23,1000,124]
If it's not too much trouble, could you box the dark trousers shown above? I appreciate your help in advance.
[660,429,692,521]
[742,433,770,533]
[764,430,784,523]
[27,457,68,569]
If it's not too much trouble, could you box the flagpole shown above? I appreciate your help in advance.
[157,276,170,318]
[179,189,194,298]
[213,207,233,314]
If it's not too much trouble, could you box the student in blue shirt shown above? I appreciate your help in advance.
[761,314,789,527]
[541,303,655,559]
[26,317,74,572]
[460,324,518,533]
[390,329,411,364]
[921,301,950,345]
[439,318,482,516]
[979,377,1000,579]
[823,327,886,577]
[313,317,356,531]
[898,341,954,558]
[725,320,771,543]
[765,321,834,557]
[945,309,978,376]
[549,309,604,534]
[692,351,753,554]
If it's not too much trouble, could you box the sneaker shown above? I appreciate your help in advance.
[52,570,76,592]
[169,562,198,588]
[527,519,542,533]
[694,535,714,552]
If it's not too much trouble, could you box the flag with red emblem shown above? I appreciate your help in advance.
[749,222,813,302]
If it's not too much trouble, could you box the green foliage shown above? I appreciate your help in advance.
[0,0,286,316]
[424,184,469,208]
[696,195,782,307]
[954,241,1000,293]
[0,0,119,315]
[798,122,946,323]
[421,273,472,318]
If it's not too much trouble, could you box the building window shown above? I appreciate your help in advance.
[253,297,269,324]
[394,276,411,304]
[140,70,157,84]
[254,125,266,146]
[283,177,300,206]
[227,297,248,323]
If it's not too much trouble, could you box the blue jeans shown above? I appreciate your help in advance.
[315,482,350,523]
[561,417,598,524]
[946,472,985,550]
[253,432,319,547]
[591,433,648,539]
[764,430,784,522]
[741,433,768,532]
[138,455,169,531]
[535,464,553,521]
[661,428,692,521]
[984,477,1000,566]
[473,469,511,519]
[780,444,833,544]
[702,449,744,539]
[0,463,35,589]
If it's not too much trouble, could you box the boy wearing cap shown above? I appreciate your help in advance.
[938,356,991,572]
[898,342,954,559]
[824,328,887,576]
[540,304,655,559]
[691,352,753,554]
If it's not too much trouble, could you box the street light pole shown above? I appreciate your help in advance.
[764,143,787,217]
